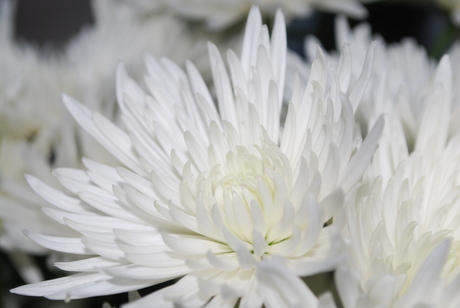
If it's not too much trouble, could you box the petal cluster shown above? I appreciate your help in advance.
[0,0,207,284]
[334,22,460,308]
[10,6,383,306]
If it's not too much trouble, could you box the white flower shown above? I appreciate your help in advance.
[300,16,460,308]
[0,0,207,283]
[336,39,460,307]
[10,6,383,306]
[316,17,460,307]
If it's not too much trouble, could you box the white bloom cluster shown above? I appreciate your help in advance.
[333,18,460,308]
[283,16,460,308]
[338,55,460,307]
[5,1,460,308]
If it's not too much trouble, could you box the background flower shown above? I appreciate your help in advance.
[162,0,373,30]
[335,36,460,308]
[0,0,208,289]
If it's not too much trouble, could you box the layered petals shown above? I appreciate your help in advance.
[12,6,383,307]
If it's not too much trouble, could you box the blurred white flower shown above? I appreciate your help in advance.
[0,0,73,283]
[11,6,383,306]
[0,0,207,283]
[157,0,373,30]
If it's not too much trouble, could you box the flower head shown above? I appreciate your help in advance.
[11,6,383,306]
[336,44,460,307]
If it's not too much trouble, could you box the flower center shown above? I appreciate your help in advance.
[191,143,291,251]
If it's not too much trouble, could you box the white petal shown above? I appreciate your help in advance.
[23,231,92,255]
[395,240,450,308]
[240,6,262,78]
[270,8,286,104]
[257,260,318,307]
[10,273,109,297]
[122,286,174,308]
[25,175,96,214]
[162,232,231,255]
[348,41,377,112]
[104,264,189,281]
[62,94,144,175]
[338,115,384,193]
[54,257,123,272]
[49,277,154,300]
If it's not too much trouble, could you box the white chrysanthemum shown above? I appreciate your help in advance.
[150,0,373,30]
[335,41,460,307]
[309,18,460,307]
[321,17,460,308]
[11,6,383,306]
[0,0,207,283]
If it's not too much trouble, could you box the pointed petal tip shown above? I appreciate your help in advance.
[9,285,23,295]
[245,5,262,30]
[61,94,85,116]
[185,59,194,70]
[248,5,261,17]
[61,93,75,108]
[116,62,126,74]
[23,173,36,186]
[439,53,450,65]
[116,62,127,83]
[435,54,452,82]
[274,7,285,23]
[374,115,385,136]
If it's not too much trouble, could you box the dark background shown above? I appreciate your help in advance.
[13,0,458,58]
